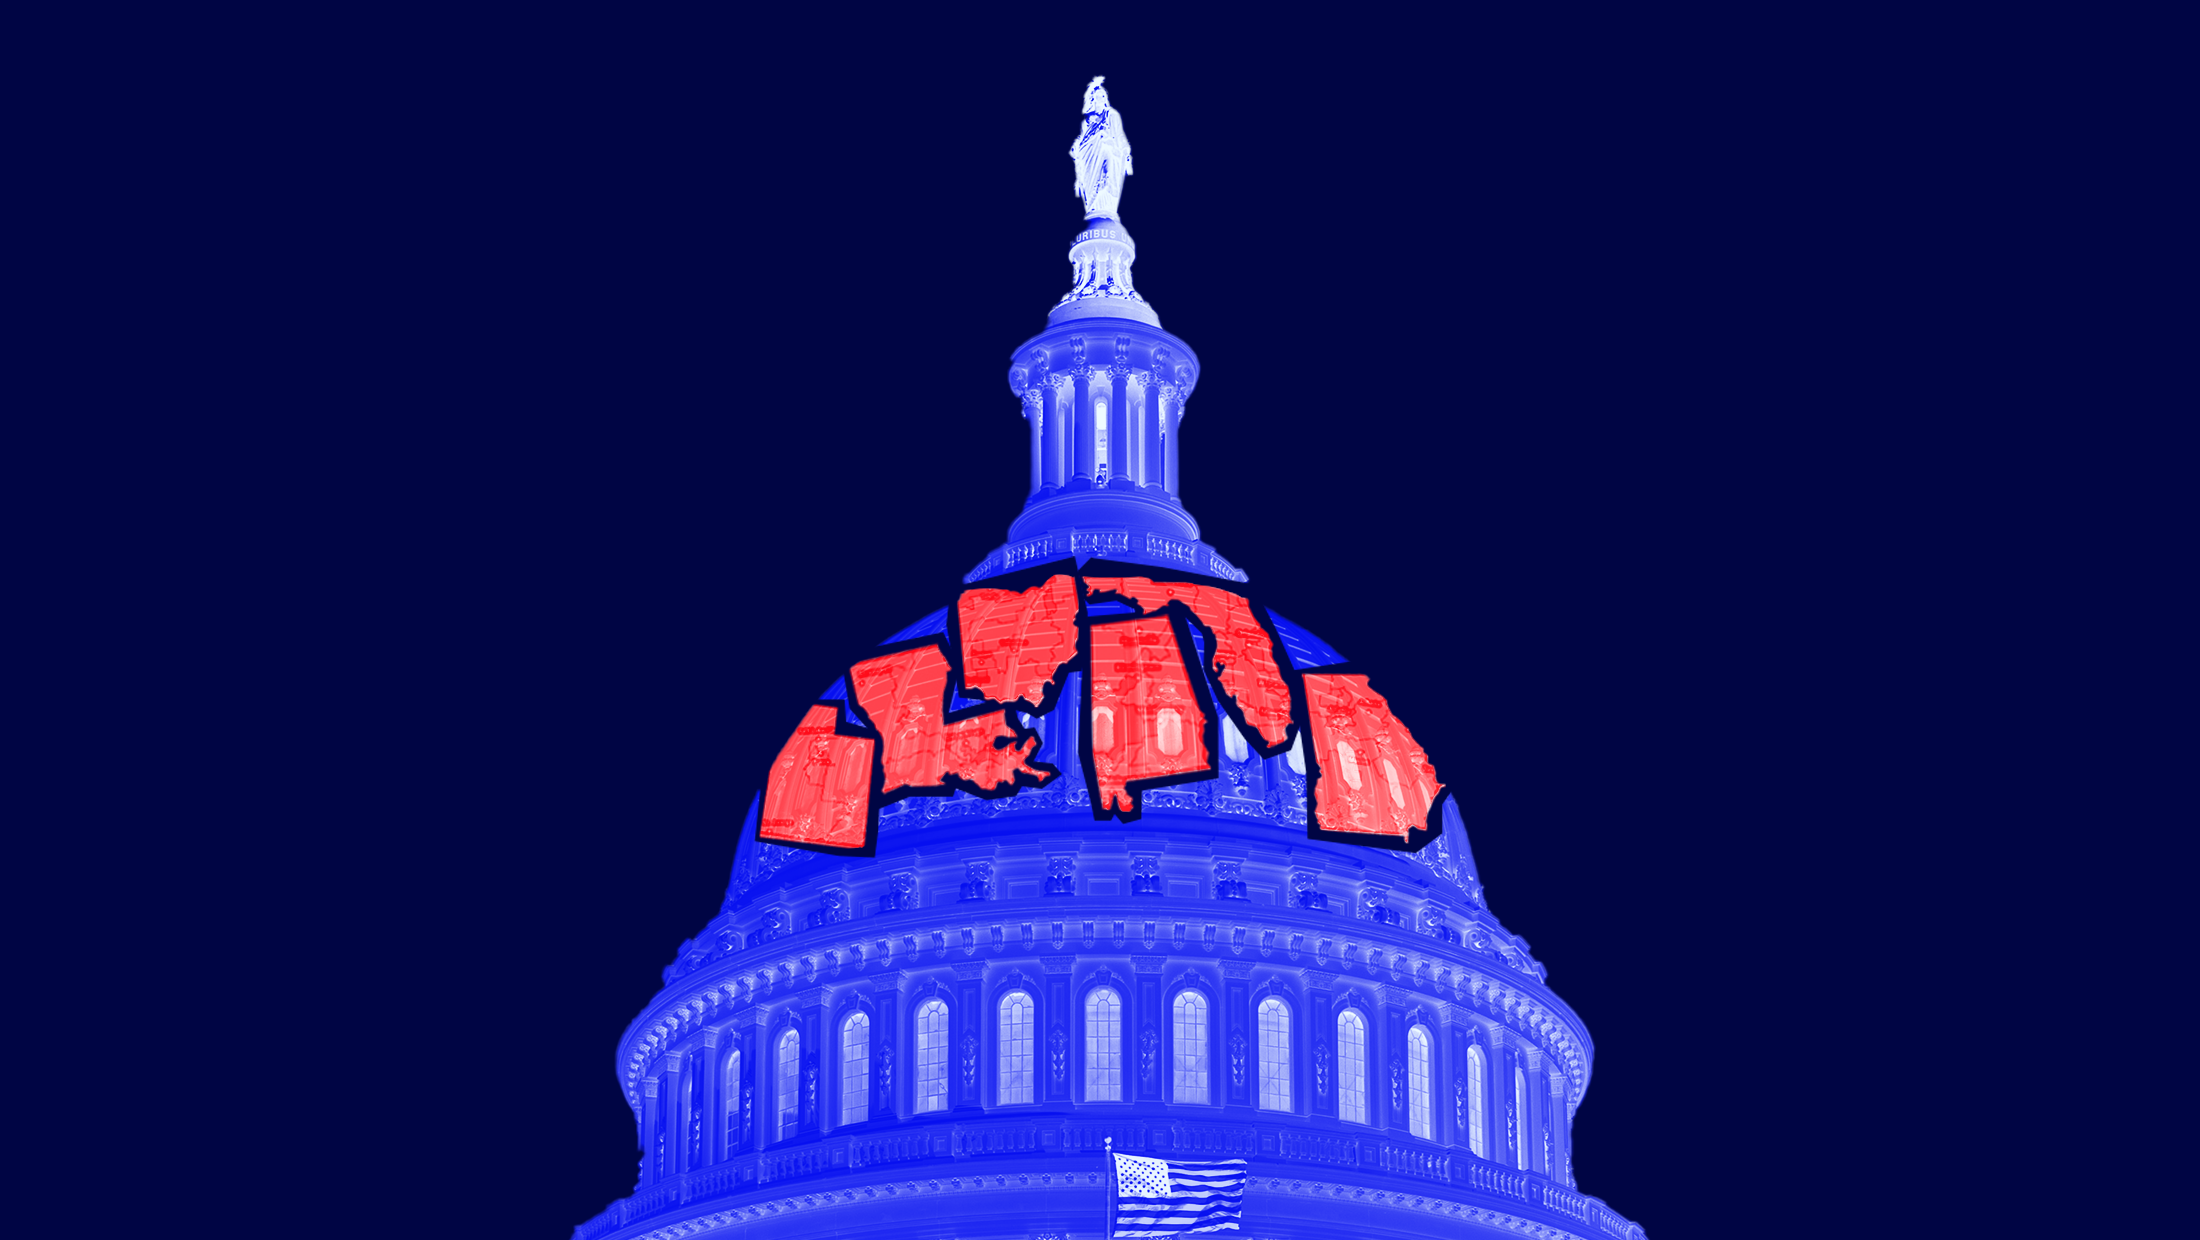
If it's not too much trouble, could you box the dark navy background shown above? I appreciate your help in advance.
[79,11,2146,1240]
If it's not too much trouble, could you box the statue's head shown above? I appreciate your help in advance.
[1082,75,1110,115]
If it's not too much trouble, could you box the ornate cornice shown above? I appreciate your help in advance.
[618,903,1595,1116]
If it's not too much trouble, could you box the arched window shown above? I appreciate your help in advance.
[1094,395,1110,480]
[1407,1026,1432,1139]
[1382,758,1406,809]
[1086,986,1122,1101]
[1335,740,1362,789]
[840,1012,870,1125]
[1172,990,1208,1103]
[1093,706,1115,753]
[915,998,950,1114]
[1286,734,1305,774]
[1465,1044,1488,1158]
[1337,1008,1368,1124]
[774,1030,799,1142]
[1257,997,1291,1111]
[1513,1065,1529,1170]
[999,991,1035,1105]
[723,1047,742,1154]
[1156,708,1184,756]
[1222,717,1249,763]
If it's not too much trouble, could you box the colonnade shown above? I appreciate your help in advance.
[1024,369,1182,498]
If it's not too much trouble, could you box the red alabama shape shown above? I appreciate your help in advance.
[1083,576,1295,749]
[1086,616,1212,815]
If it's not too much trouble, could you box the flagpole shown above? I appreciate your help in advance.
[1102,1135,1113,1240]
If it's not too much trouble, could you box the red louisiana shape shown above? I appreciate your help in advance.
[1302,674,1443,840]
[1086,615,1213,816]
[957,574,1080,710]
[759,704,874,850]
[850,645,1050,796]
[1083,575,1294,750]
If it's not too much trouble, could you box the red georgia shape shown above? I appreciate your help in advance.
[957,574,1080,709]
[1303,673,1443,840]
[759,704,874,849]
[1086,615,1212,815]
[1083,576,1294,750]
[851,645,1050,795]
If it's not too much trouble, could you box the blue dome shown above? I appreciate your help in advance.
[577,81,1644,1240]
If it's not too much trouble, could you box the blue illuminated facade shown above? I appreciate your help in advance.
[574,81,1646,1240]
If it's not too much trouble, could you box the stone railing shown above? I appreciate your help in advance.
[576,1116,1640,1240]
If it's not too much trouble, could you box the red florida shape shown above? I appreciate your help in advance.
[957,574,1080,709]
[1083,576,1295,750]
[1086,615,1212,815]
[850,645,1050,795]
[759,704,874,849]
[1303,674,1443,840]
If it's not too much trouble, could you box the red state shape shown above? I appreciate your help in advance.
[1083,576,1294,750]
[1302,674,1443,840]
[759,704,874,849]
[957,574,1080,709]
[851,645,1050,795]
[1086,615,1212,815]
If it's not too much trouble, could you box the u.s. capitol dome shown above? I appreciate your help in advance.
[575,78,1646,1240]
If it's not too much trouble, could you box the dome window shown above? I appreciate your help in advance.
[1172,990,1208,1103]
[1337,1009,1368,1124]
[1407,1025,1432,1140]
[1257,997,1292,1112]
[1335,740,1362,790]
[840,1012,870,1126]
[1382,758,1406,809]
[1086,987,1123,1101]
[999,991,1035,1105]
[1093,706,1116,753]
[774,1031,800,1143]
[1156,707,1184,757]
[916,999,951,1114]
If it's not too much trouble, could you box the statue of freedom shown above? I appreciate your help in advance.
[1070,76,1131,220]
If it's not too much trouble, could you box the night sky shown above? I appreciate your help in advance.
[142,13,2117,1239]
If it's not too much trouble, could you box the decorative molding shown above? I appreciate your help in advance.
[1130,955,1165,974]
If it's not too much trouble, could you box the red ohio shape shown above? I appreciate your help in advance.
[1083,576,1295,750]
[1086,616,1212,815]
[759,704,874,849]
[1302,674,1443,840]
[850,645,1050,795]
[957,574,1080,709]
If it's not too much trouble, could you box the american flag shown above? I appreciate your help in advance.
[1111,1152,1247,1237]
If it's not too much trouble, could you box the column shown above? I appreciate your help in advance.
[1223,961,1253,1110]
[1025,387,1045,496]
[870,972,903,1121]
[1152,375,1170,492]
[1044,955,1073,1103]
[952,962,985,1110]
[1304,969,1335,1120]
[1134,956,1163,1102]
[1108,370,1132,489]
[1072,369,1094,484]
[1049,379,1069,491]
[1163,392,1183,497]
[796,989,825,1138]
[641,1075,662,1184]
[1547,1068,1571,1185]
[1380,992,1406,1133]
